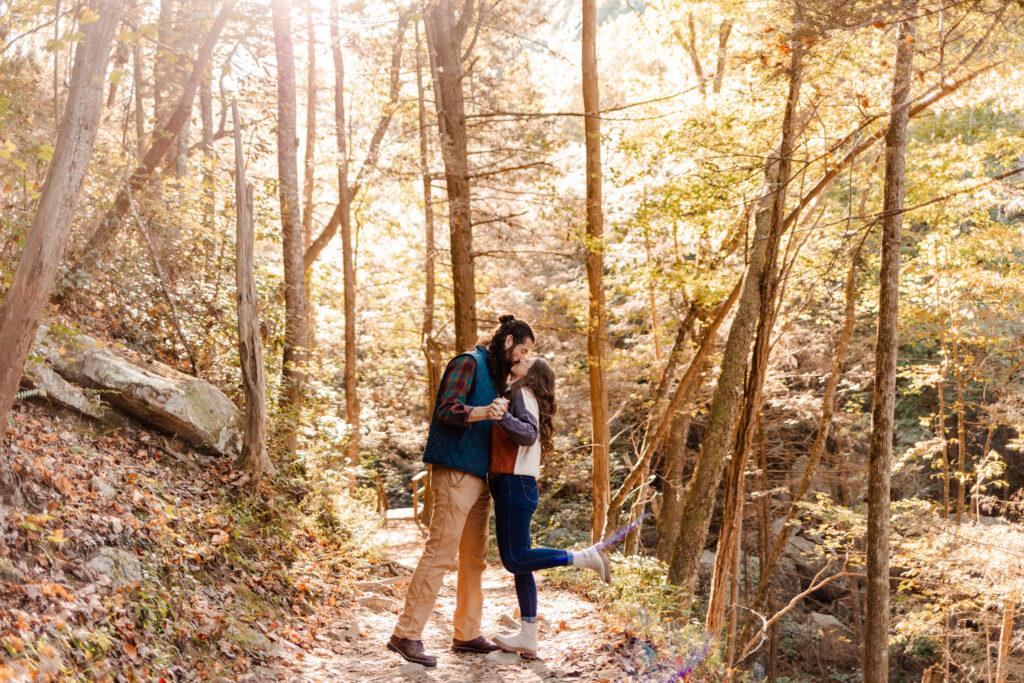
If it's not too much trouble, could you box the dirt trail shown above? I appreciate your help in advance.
[256,508,644,682]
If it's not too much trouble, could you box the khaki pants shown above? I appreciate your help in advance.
[393,464,491,641]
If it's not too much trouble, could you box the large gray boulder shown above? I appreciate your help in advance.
[32,328,242,457]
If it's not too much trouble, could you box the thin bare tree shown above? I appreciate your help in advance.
[864,10,916,682]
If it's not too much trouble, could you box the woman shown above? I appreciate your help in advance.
[489,356,611,658]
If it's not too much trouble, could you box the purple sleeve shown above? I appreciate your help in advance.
[497,389,538,446]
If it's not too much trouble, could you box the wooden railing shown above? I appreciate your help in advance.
[411,469,430,528]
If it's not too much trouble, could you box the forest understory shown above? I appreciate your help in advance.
[3,0,1024,681]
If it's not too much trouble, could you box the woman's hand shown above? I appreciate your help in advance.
[488,397,509,420]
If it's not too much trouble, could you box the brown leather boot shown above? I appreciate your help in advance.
[387,634,438,667]
[451,635,500,654]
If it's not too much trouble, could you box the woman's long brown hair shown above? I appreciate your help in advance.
[510,358,556,454]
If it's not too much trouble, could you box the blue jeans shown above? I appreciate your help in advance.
[489,474,569,619]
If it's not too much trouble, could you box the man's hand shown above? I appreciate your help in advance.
[467,397,509,422]
[488,397,509,420]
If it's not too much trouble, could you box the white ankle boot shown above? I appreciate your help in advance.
[571,545,612,584]
[494,620,538,658]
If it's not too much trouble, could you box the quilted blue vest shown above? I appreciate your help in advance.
[422,346,496,479]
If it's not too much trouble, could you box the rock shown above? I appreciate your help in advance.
[35,328,242,457]
[356,595,396,612]
[21,359,111,422]
[0,557,26,584]
[499,614,519,629]
[809,612,844,632]
[328,623,362,641]
[397,662,426,675]
[485,650,521,665]
[91,477,117,498]
[86,548,142,587]
[229,625,272,651]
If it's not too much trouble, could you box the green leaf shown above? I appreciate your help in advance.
[78,8,100,24]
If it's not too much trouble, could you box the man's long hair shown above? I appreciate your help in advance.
[481,314,535,392]
[510,358,556,454]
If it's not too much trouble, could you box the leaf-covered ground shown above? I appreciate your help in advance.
[0,400,703,682]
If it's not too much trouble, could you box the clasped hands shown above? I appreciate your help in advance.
[487,397,509,420]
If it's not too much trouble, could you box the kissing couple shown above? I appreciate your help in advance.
[387,314,612,667]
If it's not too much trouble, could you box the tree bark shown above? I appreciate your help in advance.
[70,0,234,270]
[606,280,742,535]
[416,19,442,417]
[271,0,308,448]
[995,595,1016,683]
[712,19,733,94]
[582,0,611,542]
[864,12,916,683]
[623,303,697,554]
[327,0,366,480]
[934,243,950,519]
[200,69,215,231]
[0,0,125,485]
[154,0,175,127]
[954,335,968,525]
[132,34,146,159]
[424,0,477,352]
[231,99,273,484]
[303,11,408,271]
[415,19,440,526]
[739,235,864,647]
[302,0,318,352]
[668,42,803,593]
[682,13,706,96]
[707,40,804,639]
[656,411,691,562]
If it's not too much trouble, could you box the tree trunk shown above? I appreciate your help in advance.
[232,99,273,484]
[154,0,175,127]
[200,70,215,231]
[415,20,439,526]
[739,236,864,647]
[328,0,361,480]
[656,412,691,562]
[606,280,742,535]
[623,304,697,554]
[995,595,1016,683]
[934,243,950,519]
[52,0,62,121]
[416,19,442,416]
[683,13,706,96]
[424,0,476,352]
[712,19,733,94]
[668,40,803,593]
[582,0,611,542]
[303,13,408,271]
[707,36,802,633]
[954,335,968,525]
[302,0,318,351]
[132,34,146,159]
[0,0,125,488]
[70,0,234,270]
[864,13,916,683]
[271,0,308,449]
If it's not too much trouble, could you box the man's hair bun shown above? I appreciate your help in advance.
[498,314,516,324]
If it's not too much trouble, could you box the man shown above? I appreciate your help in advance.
[388,315,535,667]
